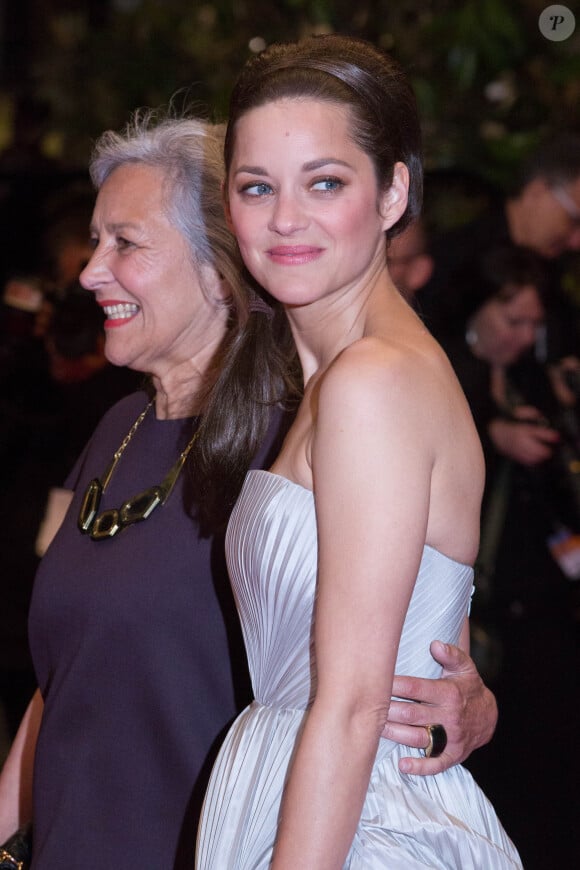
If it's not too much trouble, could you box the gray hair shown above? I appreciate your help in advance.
[89,111,245,314]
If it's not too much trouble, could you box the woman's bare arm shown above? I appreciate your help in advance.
[0,689,43,840]
[272,344,436,869]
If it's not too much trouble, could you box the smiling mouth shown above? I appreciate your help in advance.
[102,303,140,321]
[267,246,323,265]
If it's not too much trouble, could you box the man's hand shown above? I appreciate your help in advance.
[383,641,498,776]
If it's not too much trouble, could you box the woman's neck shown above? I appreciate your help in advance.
[286,267,402,384]
[151,336,224,420]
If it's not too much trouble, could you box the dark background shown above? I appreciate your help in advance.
[1,2,579,867]
[1,0,579,181]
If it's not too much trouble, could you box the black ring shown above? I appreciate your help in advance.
[424,724,447,758]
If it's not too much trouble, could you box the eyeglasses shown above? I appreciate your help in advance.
[550,186,580,224]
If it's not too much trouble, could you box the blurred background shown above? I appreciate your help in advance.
[0,2,579,867]
[0,0,579,177]
[0,0,578,171]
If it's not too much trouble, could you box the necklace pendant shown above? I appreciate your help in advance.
[78,479,103,533]
[90,509,122,540]
[76,398,196,541]
[120,486,164,525]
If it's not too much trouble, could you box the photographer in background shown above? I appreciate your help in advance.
[438,243,580,868]
[416,132,580,363]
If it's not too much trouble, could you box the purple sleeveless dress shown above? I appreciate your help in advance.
[28,391,286,868]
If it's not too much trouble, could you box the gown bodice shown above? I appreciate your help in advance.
[198,469,521,869]
[226,470,474,711]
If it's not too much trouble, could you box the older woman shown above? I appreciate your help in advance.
[0,113,496,869]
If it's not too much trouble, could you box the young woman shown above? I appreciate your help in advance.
[0,112,498,868]
[196,35,522,868]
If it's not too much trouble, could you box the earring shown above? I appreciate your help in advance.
[465,325,478,347]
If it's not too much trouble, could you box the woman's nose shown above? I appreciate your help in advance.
[268,192,308,235]
[79,247,109,291]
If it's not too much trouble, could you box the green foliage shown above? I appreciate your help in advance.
[388,0,580,187]
[18,0,580,185]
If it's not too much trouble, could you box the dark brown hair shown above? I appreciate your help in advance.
[224,34,423,238]
[468,245,547,315]
[198,35,424,527]
[198,36,423,527]
[444,244,548,332]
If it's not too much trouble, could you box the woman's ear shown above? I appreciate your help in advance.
[379,162,409,231]
[200,263,231,302]
[222,180,235,233]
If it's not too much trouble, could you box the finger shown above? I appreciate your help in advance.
[390,676,455,709]
[389,695,466,745]
[390,677,440,706]
[398,751,455,777]
[429,640,471,674]
[513,405,543,421]
[381,720,429,749]
[536,429,560,444]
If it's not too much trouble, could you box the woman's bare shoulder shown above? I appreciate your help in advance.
[321,333,451,410]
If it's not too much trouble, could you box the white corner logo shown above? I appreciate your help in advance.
[538,5,576,41]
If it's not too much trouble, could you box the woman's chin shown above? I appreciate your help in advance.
[104,344,135,371]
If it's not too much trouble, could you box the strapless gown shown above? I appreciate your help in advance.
[197,470,521,868]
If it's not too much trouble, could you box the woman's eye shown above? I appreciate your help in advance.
[241,182,272,197]
[311,177,344,192]
[116,236,134,251]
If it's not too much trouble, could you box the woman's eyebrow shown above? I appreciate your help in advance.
[234,157,353,176]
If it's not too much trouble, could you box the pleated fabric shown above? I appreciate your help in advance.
[196,471,522,869]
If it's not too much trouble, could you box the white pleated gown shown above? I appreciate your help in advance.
[197,470,522,869]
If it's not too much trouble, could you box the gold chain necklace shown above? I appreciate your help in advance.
[78,398,198,540]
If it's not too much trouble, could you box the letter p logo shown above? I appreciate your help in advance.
[539,5,576,41]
